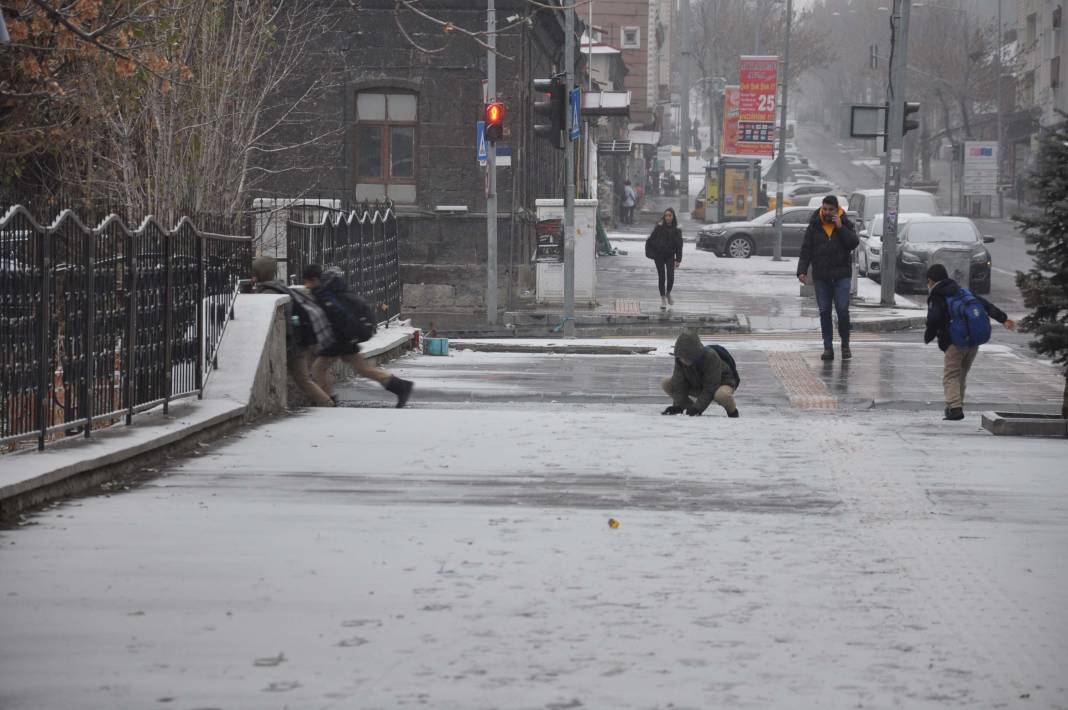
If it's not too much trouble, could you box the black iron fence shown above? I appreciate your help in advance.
[285,203,402,323]
[1,206,252,451]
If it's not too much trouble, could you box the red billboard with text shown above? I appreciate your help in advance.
[737,55,778,157]
[721,85,741,156]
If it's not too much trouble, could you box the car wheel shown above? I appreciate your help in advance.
[726,235,754,259]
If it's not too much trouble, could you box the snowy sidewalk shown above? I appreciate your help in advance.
[515,232,928,334]
[2,405,1065,709]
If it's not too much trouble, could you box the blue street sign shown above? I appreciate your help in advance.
[569,88,581,141]
[476,121,488,162]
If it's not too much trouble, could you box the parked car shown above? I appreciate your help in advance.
[893,216,994,294]
[786,182,838,200]
[696,206,815,258]
[848,188,940,232]
[805,195,851,210]
[857,212,929,281]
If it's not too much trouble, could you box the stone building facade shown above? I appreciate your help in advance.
[255,0,583,328]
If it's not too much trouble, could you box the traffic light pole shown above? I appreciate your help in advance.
[880,0,911,307]
[485,0,498,325]
[562,0,576,337]
[679,0,691,217]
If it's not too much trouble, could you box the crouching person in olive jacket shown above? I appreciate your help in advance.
[661,331,740,417]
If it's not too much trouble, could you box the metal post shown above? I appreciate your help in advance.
[486,0,499,325]
[679,0,691,217]
[84,229,95,437]
[162,230,174,414]
[880,0,912,306]
[37,229,51,450]
[125,232,137,424]
[563,0,576,337]
[773,0,793,261]
[996,0,1004,218]
[195,234,205,397]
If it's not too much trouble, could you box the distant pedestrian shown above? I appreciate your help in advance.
[250,256,335,407]
[757,183,769,211]
[661,332,740,418]
[621,180,637,224]
[923,263,1015,421]
[302,264,414,408]
[645,207,684,309]
[797,195,859,361]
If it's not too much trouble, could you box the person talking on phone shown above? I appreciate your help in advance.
[645,207,684,309]
[796,195,859,361]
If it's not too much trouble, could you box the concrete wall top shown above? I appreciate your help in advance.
[535,199,600,207]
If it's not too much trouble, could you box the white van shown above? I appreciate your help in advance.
[848,189,940,231]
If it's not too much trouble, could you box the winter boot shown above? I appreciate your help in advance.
[821,347,834,361]
[841,343,852,360]
[727,408,740,418]
[943,407,965,421]
[385,376,414,408]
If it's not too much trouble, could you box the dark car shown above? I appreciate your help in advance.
[696,206,816,258]
[894,217,994,294]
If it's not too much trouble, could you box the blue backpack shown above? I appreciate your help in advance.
[706,344,740,387]
[945,287,991,348]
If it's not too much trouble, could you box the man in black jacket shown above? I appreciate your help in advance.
[924,263,1015,420]
[797,195,860,361]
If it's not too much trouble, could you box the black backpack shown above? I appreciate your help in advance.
[706,344,740,387]
[318,287,378,343]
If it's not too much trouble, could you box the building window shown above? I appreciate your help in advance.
[1052,56,1061,88]
[354,91,417,201]
[1054,6,1062,29]
[1026,13,1038,46]
[621,26,640,49]
[1023,70,1036,106]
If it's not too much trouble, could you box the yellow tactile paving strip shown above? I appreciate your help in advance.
[614,298,642,315]
[767,351,838,409]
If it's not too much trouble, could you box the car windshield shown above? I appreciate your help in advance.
[904,222,978,243]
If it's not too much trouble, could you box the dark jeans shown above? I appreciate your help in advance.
[654,258,675,296]
[813,277,851,349]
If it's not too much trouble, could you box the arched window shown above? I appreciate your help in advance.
[354,91,417,203]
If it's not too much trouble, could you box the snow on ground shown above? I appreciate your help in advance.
[1,405,1065,709]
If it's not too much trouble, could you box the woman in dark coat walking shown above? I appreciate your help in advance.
[645,207,684,308]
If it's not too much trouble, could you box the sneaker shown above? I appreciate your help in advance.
[841,344,852,360]
[821,347,834,361]
[943,407,965,421]
[667,294,675,305]
[660,295,668,309]
[727,409,740,418]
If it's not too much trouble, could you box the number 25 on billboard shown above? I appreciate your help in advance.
[758,95,776,113]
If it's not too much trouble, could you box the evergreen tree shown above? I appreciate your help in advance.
[1014,115,1068,417]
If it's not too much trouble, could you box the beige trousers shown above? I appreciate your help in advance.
[943,344,980,409]
[661,377,737,414]
[312,352,391,398]
[290,347,335,407]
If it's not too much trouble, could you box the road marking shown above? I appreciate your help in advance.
[614,298,641,315]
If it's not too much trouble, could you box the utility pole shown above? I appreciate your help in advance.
[996,0,1004,218]
[563,0,576,336]
[679,0,691,216]
[773,0,793,261]
[880,0,912,306]
[486,0,498,324]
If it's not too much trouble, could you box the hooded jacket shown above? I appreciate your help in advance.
[669,332,734,413]
[924,278,1008,352]
[646,209,684,262]
[796,208,858,281]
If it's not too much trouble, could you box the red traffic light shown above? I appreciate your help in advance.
[485,101,505,141]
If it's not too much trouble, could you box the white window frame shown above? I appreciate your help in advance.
[621,26,640,49]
